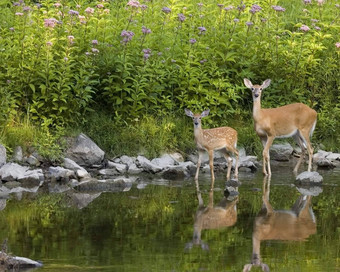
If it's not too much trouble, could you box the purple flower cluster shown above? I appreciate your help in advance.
[250,4,262,14]
[336,42,340,48]
[272,5,286,12]
[121,30,135,44]
[162,7,171,14]
[237,3,246,12]
[304,0,312,4]
[224,6,233,12]
[44,18,58,28]
[189,38,197,44]
[143,48,151,60]
[142,26,151,34]
[300,24,310,32]
[68,10,79,16]
[127,0,140,8]
[178,13,186,22]
[246,21,253,26]
[198,26,206,34]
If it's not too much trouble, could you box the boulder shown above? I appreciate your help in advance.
[296,186,323,196]
[74,177,134,192]
[0,199,6,211]
[70,192,101,209]
[270,143,293,161]
[17,169,44,187]
[63,158,90,179]
[313,150,330,163]
[106,161,127,173]
[151,154,177,168]
[0,250,43,270]
[12,146,23,162]
[316,158,336,169]
[296,171,323,184]
[136,155,162,173]
[326,153,340,161]
[127,163,143,175]
[98,168,119,177]
[24,155,40,166]
[47,166,75,182]
[118,155,136,167]
[66,133,105,166]
[0,145,6,167]
[0,163,28,182]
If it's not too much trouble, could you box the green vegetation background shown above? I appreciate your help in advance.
[0,0,339,160]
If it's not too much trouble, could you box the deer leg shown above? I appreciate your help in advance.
[293,133,306,174]
[195,150,203,181]
[221,149,232,180]
[230,146,239,179]
[262,136,274,176]
[208,150,215,190]
[299,130,314,172]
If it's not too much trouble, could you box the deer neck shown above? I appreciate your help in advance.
[193,125,204,144]
[252,97,263,122]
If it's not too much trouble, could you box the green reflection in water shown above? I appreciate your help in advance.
[0,169,339,272]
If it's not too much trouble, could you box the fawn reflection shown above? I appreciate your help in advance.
[243,177,317,272]
[185,180,238,251]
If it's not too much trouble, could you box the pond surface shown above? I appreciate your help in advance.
[0,167,339,272]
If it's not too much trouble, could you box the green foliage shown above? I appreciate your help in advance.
[0,0,340,155]
[82,109,195,158]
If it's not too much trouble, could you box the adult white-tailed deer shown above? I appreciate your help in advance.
[243,177,317,272]
[185,109,239,186]
[185,181,238,251]
[243,79,317,176]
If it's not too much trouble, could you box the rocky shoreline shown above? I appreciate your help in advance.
[0,133,339,200]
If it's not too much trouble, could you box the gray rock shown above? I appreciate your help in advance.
[48,183,71,193]
[63,158,90,178]
[0,163,28,182]
[66,133,105,166]
[313,150,330,163]
[74,177,133,192]
[71,192,101,209]
[169,152,184,163]
[0,199,6,210]
[12,146,23,162]
[296,171,323,184]
[326,153,340,161]
[127,163,143,175]
[136,155,163,173]
[17,169,44,187]
[316,158,336,169]
[151,154,177,168]
[0,251,43,269]
[24,155,40,166]
[270,143,293,161]
[98,168,119,177]
[0,145,6,167]
[119,155,136,167]
[296,186,323,196]
[106,161,127,173]
[47,166,75,182]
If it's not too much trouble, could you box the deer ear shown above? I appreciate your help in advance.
[261,79,271,89]
[244,78,253,89]
[185,109,194,117]
[201,109,210,117]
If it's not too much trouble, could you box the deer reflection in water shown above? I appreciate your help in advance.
[185,180,238,251]
[243,177,317,272]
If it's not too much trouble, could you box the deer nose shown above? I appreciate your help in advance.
[254,93,259,98]
[194,121,199,126]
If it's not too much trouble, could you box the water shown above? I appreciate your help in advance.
[0,167,339,272]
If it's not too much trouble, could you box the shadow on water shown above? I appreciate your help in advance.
[0,166,339,271]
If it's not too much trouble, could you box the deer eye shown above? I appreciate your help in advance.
[260,88,263,91]
[251,88,254,91]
